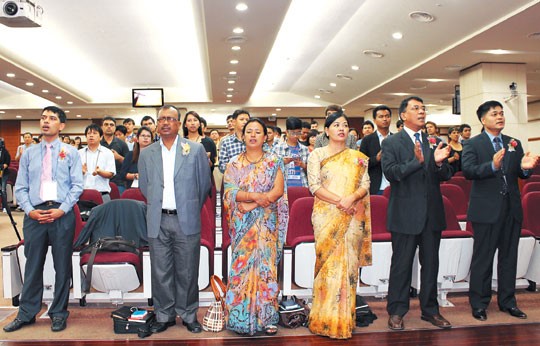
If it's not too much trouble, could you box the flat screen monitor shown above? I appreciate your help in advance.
[132,88,164,108]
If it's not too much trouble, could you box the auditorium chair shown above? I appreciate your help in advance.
[382,186,391,199]
[358,195,392,298]
[522,182,540,197]
[108,182,121,200]
[440,183,468,225]
[217,213,232,282]
[79,188,104,206]
[445,176,471,201]
[524,192,540,288]
[287,186,311,212]
[120,188,147,203]
[282,196,315,298]
[525,175,540,183]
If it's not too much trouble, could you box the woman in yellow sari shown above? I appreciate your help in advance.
[307,112,372,339]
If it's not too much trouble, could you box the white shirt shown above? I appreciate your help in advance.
[160,136,178,210]
[78,145,116,193]
[377,131,391,191]
[403,126,422,144]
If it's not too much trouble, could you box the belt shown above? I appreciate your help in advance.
[162,209,177,215]
[37,201,60,207]
[100,192,109,195]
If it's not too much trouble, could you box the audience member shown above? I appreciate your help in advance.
[307,112,371,339]
[459,123,472,143]
[274,126,283,144]
[226,114,235,136]
[266,126,276,150]
[120,126,153,189]
[218,109,251,173]
[360,105,392,195]
[123,118,136,150]
[299,121,311,146]
[0,138,11,210]
[272,117,309,188]
[462,100,539,322]
[396,119,404,132]
[15,132,34,160]
[310,119,319,131]
[381,96,452,331]
[447,126,462,173]
[223,118,287,336]
[100,116,129,192]
[5,106,83,333]
[141,115,160,142]
[356,120,375,148]
[79,124,115,203]
[114,125,127,142]
[425,121,445,143]
[307,129,318,153]
[139,105,211,334]
[62,135,71,144]
[74,136,83,150]
[182,111,217,172]
[314,105,356,149]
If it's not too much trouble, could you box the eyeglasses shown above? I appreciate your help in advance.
[139,134,152,139]
[287,130,302,137]
[409,105,427,112]
[157,116,178,123]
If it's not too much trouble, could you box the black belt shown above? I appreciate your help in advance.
[162,209,177,215]
[36,201,60,207]
[101,192,109,195]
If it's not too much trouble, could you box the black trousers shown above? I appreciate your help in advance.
[469,196,520,310]
[387,229,442,317]
[17,204,75,321]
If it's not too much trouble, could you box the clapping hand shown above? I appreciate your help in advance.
[521,152,539,170]
[493,148,505,170]
[434,142,451,165]
[414,141,424,164]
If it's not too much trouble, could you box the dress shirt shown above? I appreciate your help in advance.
[377,131,391,191]
[218,133,245,173]
[272,141,309,187]
[403,126,422,144]
[79,145,116,192]
[160,136,178,210]
[15,139,83,214]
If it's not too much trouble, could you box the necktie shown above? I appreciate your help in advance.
[493,137,508,194]
[414,133,421,143]
[40,143,52,200]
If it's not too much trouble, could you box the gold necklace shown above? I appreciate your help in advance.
[244,152,264,164]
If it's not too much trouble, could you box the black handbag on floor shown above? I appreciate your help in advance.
[111,306,155,338]
[278,296,310,328]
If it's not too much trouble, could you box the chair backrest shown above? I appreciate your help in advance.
[120,188,147,203]
[109,182,120,200]
[453,170,464,177]
[200,204,215,248]
[446,176,471,201]
[442,196,461,230]
[523,191,540,236]
[79,189,104,205]
[287,186,311,211]
[286,196,314,247]
[221,212,231,250]
[382,186,391,199]
[5,167,17,185]
[370,195,389,234]
[524,175,540,185]
[203,196,216,234]
[72,203,85,245]
[522,182,540,197]
[440,183,468,216]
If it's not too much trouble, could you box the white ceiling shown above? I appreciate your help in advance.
[0,0,539,124]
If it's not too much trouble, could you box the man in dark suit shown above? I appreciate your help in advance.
[462,100,539,321]
[139,105,211,334]
[381,96,452,330]
[360,105,392,195]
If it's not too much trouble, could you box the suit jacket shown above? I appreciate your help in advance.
[0,148,10,176]
[381,130,453,235]
[462,132,528,224]
[138,136,211,238]
[359,131,387,194]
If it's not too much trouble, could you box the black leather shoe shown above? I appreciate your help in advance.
[51,317,67,332]
[387,315,404,330]
[182,320,202,333]
[150,320,176,333]
[472,308,487,321]
[421,314,452,329]
[3,317,36,332]
[500,306,527,319]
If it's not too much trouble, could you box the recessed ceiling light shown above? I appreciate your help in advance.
[42,89,49,93]
[363,50,384,58]
[226,100,232,103]
[444,65,463,71]
[392,32,403,40]
[314,95,321,99]
[229,71,237,75]
[25,82,34,86]
[76,114,82,118]
[351,65,359,71]
[409,11,435,23]
[271,113,277,116]
[226,94,233,98]
[6,73,15,78]
[231,46,241,51]
[230,59,239,64]
[473,49,516,55]
[329,82,336,87]
[211,109,216,112]
[227,88,234,91]
[228,80,235,84]
[65,110,70,113]
[388,92,411,96]
[233,27,244,34]
[417,78,447,82]
[236,3,248,11]
[55,96,62,99]
[410,85,427,90]
[67,101,74,105]
[0,111,5,113]
[15,115,22,118]
[276,108,281,111]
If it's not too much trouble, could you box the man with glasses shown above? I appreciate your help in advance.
[100,116,129,193]
[272,117,309,188]
[139,105,211,334]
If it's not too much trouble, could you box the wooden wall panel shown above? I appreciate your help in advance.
[0,120,21,160]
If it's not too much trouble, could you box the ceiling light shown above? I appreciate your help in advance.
[392,32,403,40]
[16,115,22,118]
[6,73,15,78]
[231,46,241,51]
[351,65,359,71]
[226,94,233,98]
[65,110,70,113]
[473,49,516,55]
[55,96,62,99]
[409,11,435,23]
[67,101,74,105]
[76,114,82,118]
[363,50,384,58]
[388,92,411,96]
[42,89,49,93]
[418,78,447,82]
[233,27,244,34]
[25,82,34,86]
[230,59,239,64]
[336,74,353,80]
[314,95,321,99]
[410,85,427,90]
[227,88,234,91]
[229,71,237,75]
[236,3,248,11]
[228,80,235,84]
[444,65,463,71]
[329,82,336,87]
[226,100,232,103]
[0,111,5,113]
[272,113,277,116]
[276,108,281,111]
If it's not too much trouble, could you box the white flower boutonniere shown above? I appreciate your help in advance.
[181,142,191,156]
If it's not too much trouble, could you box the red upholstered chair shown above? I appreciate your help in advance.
[79,189,104,205]
[199,204,215,291]
[440,184,468,223]
[109,182,120,200]
[382,186,391,200]
[524,192,540,286]
[524,175,540,184]
[204,195,216,232]
[1,167,17,208]
[359,195,392,297]
[453,170,464,177]
[522,182,540,198]
[446,176,472,202]
[220,213,232,283]
[283,196,315,297]
[120,188,147,203]
[287,186,311,212]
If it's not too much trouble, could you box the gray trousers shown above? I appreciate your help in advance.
[149,213,200,323]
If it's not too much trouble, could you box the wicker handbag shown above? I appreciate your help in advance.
[202,275,227,332]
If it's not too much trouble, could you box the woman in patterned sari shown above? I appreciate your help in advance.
[307,112,372,339]
[223,118,288,336]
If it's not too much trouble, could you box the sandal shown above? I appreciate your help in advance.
[264,324,278,335]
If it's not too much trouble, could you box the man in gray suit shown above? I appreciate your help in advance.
[139,105,211,334]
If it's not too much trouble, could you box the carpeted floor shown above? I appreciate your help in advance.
[0,291,538,341]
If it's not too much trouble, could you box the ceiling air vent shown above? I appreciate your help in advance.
[409,11,435,23]
[336,74,353,80]
[363,50,384,58]
[226,35,246,44]
[527,32,540,40]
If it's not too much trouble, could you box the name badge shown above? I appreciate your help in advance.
[42,181,58,201]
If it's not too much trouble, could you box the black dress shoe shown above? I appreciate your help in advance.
[472,308,487,321]
[421,314,452,329]
[3,317,36,332]
[387,315,404,330]
[500,306,527,319]
[51,317,67,332]
[150,320,176,333]
[182,320,202,333]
